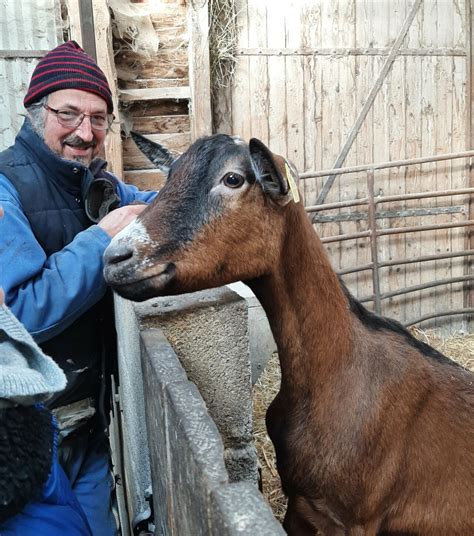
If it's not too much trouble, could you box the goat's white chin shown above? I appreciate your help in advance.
[105,262,177,301]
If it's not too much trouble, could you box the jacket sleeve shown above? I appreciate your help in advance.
[0,176,112,343]
[115,180,158,206]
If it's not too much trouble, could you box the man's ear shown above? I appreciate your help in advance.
[249,138,300,206]
[130,131,179,175]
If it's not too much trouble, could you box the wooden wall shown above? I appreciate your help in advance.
[0,0,62,150]
[115,0,212,190]
[213,0,472,331]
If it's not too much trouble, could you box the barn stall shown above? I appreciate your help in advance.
[0,0,472,534]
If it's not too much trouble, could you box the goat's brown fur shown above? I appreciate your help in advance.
[104,135,474,535]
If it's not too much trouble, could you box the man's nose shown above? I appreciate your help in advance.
[75,116,94,142]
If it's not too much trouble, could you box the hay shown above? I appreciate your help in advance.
[252,331,474,521]
[208,0,239,97]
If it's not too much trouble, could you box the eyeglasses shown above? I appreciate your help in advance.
[43,104,114,131]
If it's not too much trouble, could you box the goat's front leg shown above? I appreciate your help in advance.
[283,495,345,536]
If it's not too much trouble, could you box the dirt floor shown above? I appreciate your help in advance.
[252,330,474,522]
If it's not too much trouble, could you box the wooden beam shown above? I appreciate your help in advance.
[236,47,467,57]
[314,0,423,207]
[91,0,123,177]
[119,87,191,102]
[79,0,97,60]
[64,0,83,44]
[467,0,474,318]
[0,50,49,58]
[188,0,212,139]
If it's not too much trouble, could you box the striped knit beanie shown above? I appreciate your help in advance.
[24,40,113,113]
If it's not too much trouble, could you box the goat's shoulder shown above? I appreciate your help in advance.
[339,279,467,374]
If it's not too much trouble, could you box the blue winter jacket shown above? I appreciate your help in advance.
[0,119,157,408]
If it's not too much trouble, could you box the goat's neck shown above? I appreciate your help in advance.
[247,205,353,394]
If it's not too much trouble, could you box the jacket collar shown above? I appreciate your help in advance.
[16,119,99,196]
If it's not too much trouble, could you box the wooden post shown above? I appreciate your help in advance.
[467,1,474,320]
[64,0,82,43]
[188,0,213,139]
[91,0,124,178]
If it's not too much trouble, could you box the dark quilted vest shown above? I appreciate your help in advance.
[0,120,117,410]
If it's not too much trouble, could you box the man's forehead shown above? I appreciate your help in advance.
[48,88,108,112]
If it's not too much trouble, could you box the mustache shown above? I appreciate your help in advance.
[62,134,97,149]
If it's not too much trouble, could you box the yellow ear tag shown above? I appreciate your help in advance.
[285,162,300,204]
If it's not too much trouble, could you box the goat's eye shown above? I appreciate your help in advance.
[223,173,245,189]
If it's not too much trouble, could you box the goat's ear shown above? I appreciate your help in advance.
[130,131,179,175]
[249,138,300,206]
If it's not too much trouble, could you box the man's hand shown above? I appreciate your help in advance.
[98,204,147,238]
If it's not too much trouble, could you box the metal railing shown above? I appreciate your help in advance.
[301,150,474,326]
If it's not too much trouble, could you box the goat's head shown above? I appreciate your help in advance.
[104,134,300,301]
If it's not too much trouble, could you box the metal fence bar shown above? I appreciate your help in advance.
[404,309,474,327]
[306,187,474,214]
[366,170,382,313]
[300,150,474,180]
[321,220,474,244]
[338,250,473,276]
[303,148,473,326]
[359,275,474,303]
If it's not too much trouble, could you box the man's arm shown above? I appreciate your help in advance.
[116,180,158,206]
[0,177,145,343]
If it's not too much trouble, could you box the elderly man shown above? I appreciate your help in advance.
[0,41,157,535]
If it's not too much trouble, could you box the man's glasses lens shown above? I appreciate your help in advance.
[44,105,112,130]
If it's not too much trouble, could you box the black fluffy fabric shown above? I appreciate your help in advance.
[0,405,53,523]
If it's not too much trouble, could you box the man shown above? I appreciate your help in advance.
[0,41,157,535]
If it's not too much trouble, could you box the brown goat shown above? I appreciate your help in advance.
[104,135,474,535]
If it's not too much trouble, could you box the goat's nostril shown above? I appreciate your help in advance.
[104,243,134,266]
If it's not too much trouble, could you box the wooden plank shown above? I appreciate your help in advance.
[434,3,454,325]
[231,0,251,141]
[64,0,82,45]
[371,52,390,314]
[92,0,123,177]
[115,49,188,81]
[123,100,189,117]
[336,0,358,274]
[0,50,49,58]
[124,169,166,191]
[265,1,286,155]
[119,87,191,101]
[131,115,190,134]
[301,1,322,207]
[316,0,423,206]
[316,1,341,260]
[404,54,423,325]
[120,78,189,90]
[419,53,437,327]
[353,53,374,305]
[247,0,269,143]
[466,0,474,322]
[284,0,305,201]
[188,0,212,139]
[387,51,406,321]
[350,0,374,301]
[235,47,467,57]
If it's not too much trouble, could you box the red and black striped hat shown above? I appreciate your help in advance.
[24,40,113,113]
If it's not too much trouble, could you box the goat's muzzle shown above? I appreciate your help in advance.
[103,239,176,301]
